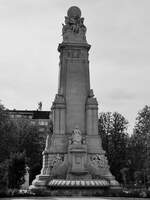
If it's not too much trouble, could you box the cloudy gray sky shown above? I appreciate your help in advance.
[0,0,150,134]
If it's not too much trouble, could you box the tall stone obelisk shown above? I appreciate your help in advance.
[30,6,119,192]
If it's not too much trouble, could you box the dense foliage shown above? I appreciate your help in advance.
[0,102,45,192]
[98,112,129,183]
[1,100,150,193]
[128,105,150,186]
[98,106,150,187]
[8,152,26,189]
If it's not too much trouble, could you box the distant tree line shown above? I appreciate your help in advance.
[99,105,150,187]
[0,100,150,194]
[0,102,46,194]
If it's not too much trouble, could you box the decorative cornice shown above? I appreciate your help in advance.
[58,42,91,52]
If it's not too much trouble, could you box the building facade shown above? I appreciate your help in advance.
[8,109,51,134]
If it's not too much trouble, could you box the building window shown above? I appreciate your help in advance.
[38,120,48,126]
[39,120,45,126]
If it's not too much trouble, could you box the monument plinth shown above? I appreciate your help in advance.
[30,6,119,193]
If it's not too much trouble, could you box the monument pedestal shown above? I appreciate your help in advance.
[67,134,91,180]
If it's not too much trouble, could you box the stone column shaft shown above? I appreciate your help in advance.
[86,97,98,135]
[52,94,66,135]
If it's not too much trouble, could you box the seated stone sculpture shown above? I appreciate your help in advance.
[71,126,82,144]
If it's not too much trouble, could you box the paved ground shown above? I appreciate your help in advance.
[1,198,146,200]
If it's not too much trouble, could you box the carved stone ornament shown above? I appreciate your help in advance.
[90,154,108,168]
[62,6,87,43]
[71,126,82,144]
[52,154,63,167]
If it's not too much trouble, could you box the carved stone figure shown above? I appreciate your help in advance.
[38,101,42,111]
[90,154,108,168]
[62,7,86,34]
[52,154,63,167]
[72,126,82,144]
[62,6,87,43]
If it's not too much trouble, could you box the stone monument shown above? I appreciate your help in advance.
[30,6,119,192]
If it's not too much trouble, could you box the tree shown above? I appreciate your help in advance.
[0,103,18,162]
[7,152,26,189]
[0,101,45,184]
[12,119,44,183]
[14,119,43,164]
[130,105,150,185]
[99,112,129,183]
[0,161,8,194]
[98,112,112,154]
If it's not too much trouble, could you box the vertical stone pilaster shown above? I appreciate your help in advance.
[49,93,67,153]
[85,92,104,153]
[60,106,66,134]
[41,152,49,175]
[86,95,98,135]
[51,93,66,135]
[40,134,51,175]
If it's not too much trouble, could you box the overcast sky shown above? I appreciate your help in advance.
[0,0,150,134]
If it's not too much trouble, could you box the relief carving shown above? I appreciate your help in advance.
[71,126,82,144]
[62,14,86,35]
[50,154,64,168]
[90,154,108,168]
[62,6,87,43]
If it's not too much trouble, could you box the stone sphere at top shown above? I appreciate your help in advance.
[67,6,81,18]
